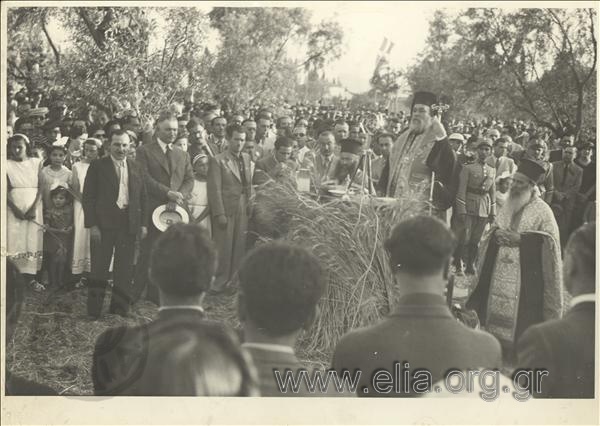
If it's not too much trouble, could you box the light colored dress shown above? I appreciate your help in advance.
[39,165,72,210]
[71,161,91,274]
[6,157,44,274]
[188,179,211,237]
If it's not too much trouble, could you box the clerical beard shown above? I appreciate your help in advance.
[505,186,534,219]
[334,161,358,183]
[409,115,432,135]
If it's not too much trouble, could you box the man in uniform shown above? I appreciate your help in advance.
[455,139,496,275]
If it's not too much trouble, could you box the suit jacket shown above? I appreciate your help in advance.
[303,151,339,188]
[516,301,595,398]
[207,151,253,218]
[136,136,195,213]
[551,160,583,206]
[92,308,228,396]
[486,155,516,177]
[253,154,298,185]
[332,293,502,397]
[82,156,148,233]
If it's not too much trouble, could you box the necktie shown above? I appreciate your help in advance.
[561,163,569,187]
[165,145,172,174]
[115,161,128,209]
[495,157,500,170]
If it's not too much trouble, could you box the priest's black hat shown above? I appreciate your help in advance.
[340,138,362,155]
[516,159,546,183]
[411,91,437,112]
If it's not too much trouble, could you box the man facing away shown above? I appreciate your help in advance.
[92,224,233,395]
[207,124,253,292]
[238,242,329,396]
[516,221,595,398]
[332,215,502,397]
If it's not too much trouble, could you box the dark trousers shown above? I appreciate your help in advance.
[87,211,136,317]
[132,225,160,305]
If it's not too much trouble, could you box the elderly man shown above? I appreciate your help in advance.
[303,130,339,191]
[253,136,298,186]
[321,138,373,193]
[385,91,458,217]
[134,111,194,305]
[516,221,595,398]
[466,159,563,358]
[551,145,582,248]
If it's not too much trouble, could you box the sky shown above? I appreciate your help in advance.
[45,2,440,94]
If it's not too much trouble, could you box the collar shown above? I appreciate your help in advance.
[569,294,596,309]
[158,305,205,313]
[241,342,294,354]
[156,137,172,153]
[110,155,126,166]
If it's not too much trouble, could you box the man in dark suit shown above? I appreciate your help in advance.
[551,145,583,248]
[82,130,148,318]
[238,242,328,396]
[92,224,230,395]
[516,221,595,398]
[253,136,298,186]
[332,215,502,397]
[134,110,194,304]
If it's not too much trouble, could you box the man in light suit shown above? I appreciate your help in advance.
[83,130,148,318]
[207,124,253,291]
[517,222,595,398]
[302,130,339,192]
[332,216,502,397]
[551,145,583,248]
[486,137,516,176]
[134,110,194,304]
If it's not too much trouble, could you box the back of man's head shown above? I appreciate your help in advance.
[564,221,596,296]
[150,224,216,298]
[385,215,456,277]
[239,243,325,337]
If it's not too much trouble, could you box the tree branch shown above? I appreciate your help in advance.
[78,8,107,50]
[40,13,60,66]
[584,8,597,84]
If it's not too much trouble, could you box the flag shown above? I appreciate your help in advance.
[386,42,395,55]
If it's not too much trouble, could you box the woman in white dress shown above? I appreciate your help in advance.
[70,138,101,280]
[6,134,44,290]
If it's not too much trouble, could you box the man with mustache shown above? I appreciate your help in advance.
[466,159,563,360]
[385,91,458,219]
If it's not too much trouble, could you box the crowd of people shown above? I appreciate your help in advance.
[4,86,596,398]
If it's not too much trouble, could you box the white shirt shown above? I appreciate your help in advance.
[111,156,129,209]
[569,293,596,309]
[156,137,172,154]
[158,305,205,314]
[241,342,294,354]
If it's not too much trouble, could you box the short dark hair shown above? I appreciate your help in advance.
[385,215,456,275]
[494,137,509,146]
[226,124,245,139]
[566,221,595,283]
[274,136,294,150]
[377,133,395,144]
[186,117,203,133]
[150,224,216,296]
[47,145,67,156]
[239,243,326,337]
[211,116,227,127]
[104,120,121,137]
[334,119,348,127]
[276,116,291,128]
[242,118,256,126]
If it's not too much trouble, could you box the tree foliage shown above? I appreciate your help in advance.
[7,6,344,117]
[406,8,597,138]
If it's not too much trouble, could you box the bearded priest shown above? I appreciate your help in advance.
[466,159,564,358]
[384,91,458,219]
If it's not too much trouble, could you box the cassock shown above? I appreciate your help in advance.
[466,195,564,351]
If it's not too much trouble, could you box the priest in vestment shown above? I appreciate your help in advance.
[466,159,564,356]
[384,91,458,218]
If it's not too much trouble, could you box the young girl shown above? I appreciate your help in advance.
[188,154,211,237]
[44,185,74,290]
[40,145,72,211]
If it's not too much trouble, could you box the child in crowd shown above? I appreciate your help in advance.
[188,154,211,236]
[40,145,72,211]
[173,135,189,152]
[43,185,74,290]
